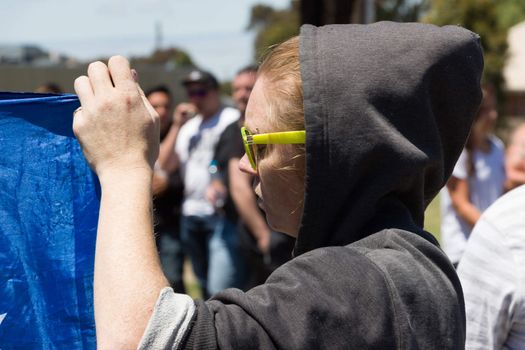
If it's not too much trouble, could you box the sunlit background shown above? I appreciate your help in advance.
[0,0,290,80]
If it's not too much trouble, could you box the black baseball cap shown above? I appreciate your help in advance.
[182,70,219,90]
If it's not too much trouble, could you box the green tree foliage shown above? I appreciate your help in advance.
[248,1,300,61]
[132,47,194,67]
[220,81,232,97]
[248,0,358,61]
[425,0,525,95]
[248,0,525,100]
[376,0,428,22]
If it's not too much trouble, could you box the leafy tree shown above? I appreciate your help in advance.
[248,0,359,61]
[248,1,300,61]
[131,47,194,67]
[425,0,525,100]
[220,81,232,97]
[248,0,525,101]
[376,0,428,22]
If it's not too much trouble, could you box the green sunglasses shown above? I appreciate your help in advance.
[241,126,306,170]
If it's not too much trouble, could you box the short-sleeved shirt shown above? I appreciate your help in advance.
[440,134,506,264]
[213,121,244,223]
[175,107,239,216]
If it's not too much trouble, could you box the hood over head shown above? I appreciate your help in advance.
[296,22,483,255]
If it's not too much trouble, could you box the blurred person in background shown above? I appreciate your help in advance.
[146,85,185,293]
[440,85,505,267]
[208,65,295,290]
[505,122,525,191]
[35,82,63,94]
[174,70,242,298]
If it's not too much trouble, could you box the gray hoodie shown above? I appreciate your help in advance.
[141,22,483,349]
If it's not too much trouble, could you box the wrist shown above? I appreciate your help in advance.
[98,165,153,188]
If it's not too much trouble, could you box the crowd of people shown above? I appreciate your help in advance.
[140,65,296,299]
[34,21,525,348]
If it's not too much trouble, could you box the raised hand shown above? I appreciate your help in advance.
[73,56,160,180]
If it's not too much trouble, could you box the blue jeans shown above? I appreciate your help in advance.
[157,232,185,293]
[180,215,245,298]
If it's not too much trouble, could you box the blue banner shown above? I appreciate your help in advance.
[0,92,98,349]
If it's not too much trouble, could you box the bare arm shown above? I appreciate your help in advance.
[505,169,525,192]
[157,103,195,169]
[73,56,169,349]
[96,169,168,348]
[153,148,179,196]
[504,145,525,191]
[157,124,181,169]
[446,176,481,228]
[152,168,169,195]
[229,158,270,253]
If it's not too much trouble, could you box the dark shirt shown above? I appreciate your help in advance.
[153,171,183,234]
[213,121,244,223]
[153,131,184,235]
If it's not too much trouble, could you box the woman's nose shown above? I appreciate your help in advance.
[239,154,257,175]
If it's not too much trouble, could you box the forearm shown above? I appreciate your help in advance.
[229,160,270,242]
[157,124,181,169]
[447,177,480,228]
[233,187,270,240]
[152,169,169,195]
[95,169,169,349]
[505,169,525,191]
[453,200,481,228]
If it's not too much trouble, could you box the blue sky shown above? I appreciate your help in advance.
[0,0,290,80]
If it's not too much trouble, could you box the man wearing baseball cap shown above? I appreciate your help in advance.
[174,69,242,298]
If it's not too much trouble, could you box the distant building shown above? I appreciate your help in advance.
[0,45,48,64]
[0,44,74,66]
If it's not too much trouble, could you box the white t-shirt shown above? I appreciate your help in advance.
[175,106,239,216]
[440,135,505,264]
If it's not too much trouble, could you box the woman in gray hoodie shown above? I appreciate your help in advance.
[74,22,483,349]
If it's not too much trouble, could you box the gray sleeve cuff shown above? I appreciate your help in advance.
[138,287,196,350]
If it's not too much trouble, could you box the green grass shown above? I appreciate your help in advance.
[183,260,202,299]
[424,194,441,243]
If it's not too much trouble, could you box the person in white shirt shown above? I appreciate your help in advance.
[458,184,525,349]
[174,70,242,298]
[440,85,505,266]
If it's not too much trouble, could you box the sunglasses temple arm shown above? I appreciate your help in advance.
[253,131,306,144]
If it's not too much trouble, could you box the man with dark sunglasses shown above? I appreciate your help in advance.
[174,69,242,298]
[182,70,219,119]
